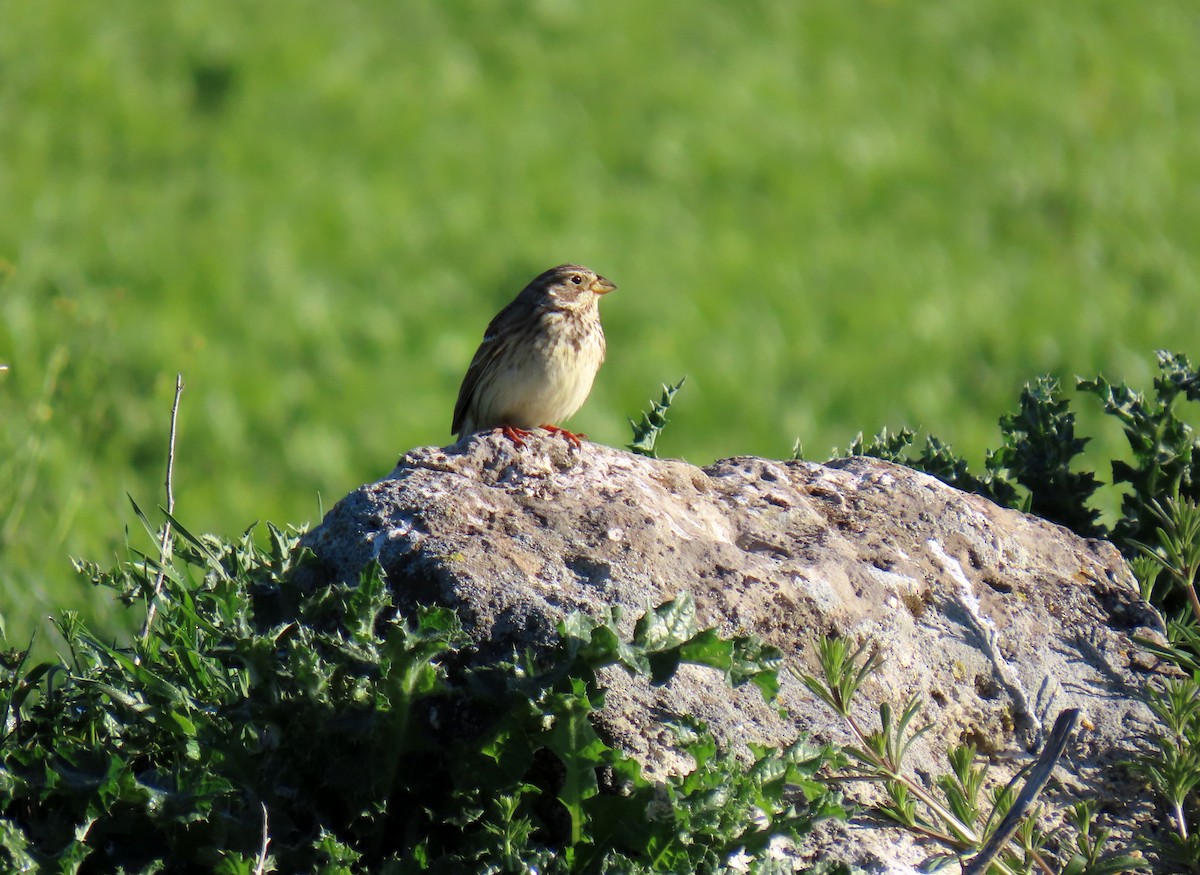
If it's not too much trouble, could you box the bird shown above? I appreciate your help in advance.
[452,263,616,449]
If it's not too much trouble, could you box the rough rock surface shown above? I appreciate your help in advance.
[303,433,1167,870]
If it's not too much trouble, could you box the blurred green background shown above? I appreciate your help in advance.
[2,0,1198,645]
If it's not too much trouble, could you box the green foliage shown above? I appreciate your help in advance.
[627,378,687,460]
[797,637,1147,875]
[1060,802,1149,875]
[0,531,847,872]
[991,376,1104,538]
[1126,492,1200,870]
[797,636,880,720]
[1135,676,1200,869]
[1079,350,1200,547]
[1134,495,1200,624]
[843,351,1200,562]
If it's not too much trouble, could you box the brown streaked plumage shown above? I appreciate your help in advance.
[452,264,616,448]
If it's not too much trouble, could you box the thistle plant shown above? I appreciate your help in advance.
[628,377,687,459]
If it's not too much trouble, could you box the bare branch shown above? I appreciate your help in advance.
[962,708,1080,875]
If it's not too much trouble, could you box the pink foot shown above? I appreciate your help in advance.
[498,425,534,448]
[541,424,585,450]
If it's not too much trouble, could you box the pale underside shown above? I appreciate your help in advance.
[459,309,605,434]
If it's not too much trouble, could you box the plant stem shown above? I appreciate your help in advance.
[139,373,184,646]
[844,712,982,847]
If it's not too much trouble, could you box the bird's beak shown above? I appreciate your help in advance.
[590,275,616,295]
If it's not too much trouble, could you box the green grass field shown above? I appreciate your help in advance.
[2,0,1199,645]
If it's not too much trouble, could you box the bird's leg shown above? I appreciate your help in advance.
[498,425,534,448]
[541,424,585,449]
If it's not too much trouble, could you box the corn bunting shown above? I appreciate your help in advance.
[452,264,616,448]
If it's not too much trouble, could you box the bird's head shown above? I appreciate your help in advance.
[532,264,616,308]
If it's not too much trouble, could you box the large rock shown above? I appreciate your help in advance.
[303,433,1166,870]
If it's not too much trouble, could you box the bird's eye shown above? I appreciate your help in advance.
[570,274,583,285]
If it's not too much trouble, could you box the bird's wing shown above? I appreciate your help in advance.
[451,301,525,435]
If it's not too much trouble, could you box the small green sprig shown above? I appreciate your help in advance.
[1134,494,1200,625]
[627,377,686,459]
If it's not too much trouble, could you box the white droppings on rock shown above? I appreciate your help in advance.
[866,565,921,594]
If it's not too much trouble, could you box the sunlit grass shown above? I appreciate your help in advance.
[1,0,1198,642]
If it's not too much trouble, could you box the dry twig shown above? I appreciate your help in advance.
[139,374,184,644]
